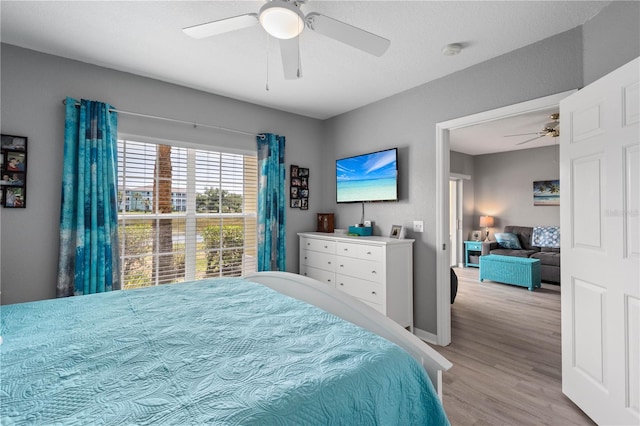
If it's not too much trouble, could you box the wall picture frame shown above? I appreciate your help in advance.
[533,179,560,206]
[290,165,309,209]
[389,224,403,239]
[1,134,27,208]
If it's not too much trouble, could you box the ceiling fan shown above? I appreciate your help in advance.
[182,0,391,80]
[504,113,560,145]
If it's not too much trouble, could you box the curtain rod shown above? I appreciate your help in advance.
[62,99,265,139]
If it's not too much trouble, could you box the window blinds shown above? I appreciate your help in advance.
[117,139,257,289]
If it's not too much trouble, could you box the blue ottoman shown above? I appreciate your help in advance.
[479,254,541,291]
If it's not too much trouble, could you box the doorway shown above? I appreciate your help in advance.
[434,90,576,346]
[449,175,468,267]
[449,179,458,267]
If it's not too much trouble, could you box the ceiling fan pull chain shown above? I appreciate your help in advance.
[296,14,301,79]
[266,31,270,91]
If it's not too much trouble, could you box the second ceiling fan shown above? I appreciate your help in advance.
[504,113,560,145]
[182,0,391,80]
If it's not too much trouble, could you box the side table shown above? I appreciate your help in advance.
[464,240,482,268]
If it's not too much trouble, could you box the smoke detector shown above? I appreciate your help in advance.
[442,43,463,56]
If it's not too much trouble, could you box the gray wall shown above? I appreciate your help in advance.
[583,1,640,85]
[0,44,324,304]
[473,145,560,239]
[323,28,584,334]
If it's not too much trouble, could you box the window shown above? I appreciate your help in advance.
[117,139,257,289]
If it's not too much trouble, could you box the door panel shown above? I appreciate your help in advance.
[572,279,606,385]
[571,156,604,250]
[625,146,639,258]
[627,295,639,416]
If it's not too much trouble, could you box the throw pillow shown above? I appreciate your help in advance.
[494,232,522,249]
[532,226,560,248]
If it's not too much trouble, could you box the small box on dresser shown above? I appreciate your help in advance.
[298,232,415,331]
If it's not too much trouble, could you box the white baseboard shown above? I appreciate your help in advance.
[414,327,438,345]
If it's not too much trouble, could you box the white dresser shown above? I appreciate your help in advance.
[298,232,414,330]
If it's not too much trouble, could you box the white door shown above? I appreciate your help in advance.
[560,57,639,425]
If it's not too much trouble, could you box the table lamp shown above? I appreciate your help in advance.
[479,216,494,242]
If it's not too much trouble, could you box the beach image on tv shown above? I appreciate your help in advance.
[336,149,397,202]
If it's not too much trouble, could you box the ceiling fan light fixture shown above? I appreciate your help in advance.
[259,1,305,39]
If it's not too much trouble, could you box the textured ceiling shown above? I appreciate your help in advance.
[1,1,609,122]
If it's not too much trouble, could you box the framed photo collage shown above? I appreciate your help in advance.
[289,165,309,210]
[1,134,27,208]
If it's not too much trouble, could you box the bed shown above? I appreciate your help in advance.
[1,271,451,425]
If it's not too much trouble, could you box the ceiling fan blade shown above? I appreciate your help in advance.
[516,135,545,145]
[279,38,301,80]
[305,12,390,56]
[183,14,258,39]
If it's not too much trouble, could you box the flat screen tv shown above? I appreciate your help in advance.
[336,148,398,203]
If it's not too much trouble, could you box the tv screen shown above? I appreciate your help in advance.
[336,148,398,203]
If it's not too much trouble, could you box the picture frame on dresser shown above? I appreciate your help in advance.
[471,230,482,241]
[389,225,403,239]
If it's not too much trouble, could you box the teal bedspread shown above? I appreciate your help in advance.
[1,278,448,425]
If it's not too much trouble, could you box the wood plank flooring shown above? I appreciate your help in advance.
[436,267,594,425]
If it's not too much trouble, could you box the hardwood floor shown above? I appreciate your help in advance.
[437,267,594,425]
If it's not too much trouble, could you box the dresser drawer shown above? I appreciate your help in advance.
[465,241,482,251]
[336,274,383,305]
[301,250,336,272]
[301,237,336,254]
[301,266,335,287]
[357,245,383,262]
[360,299,383,314]
[336,242,359,258]
[336,257,383,283]
[336,242,383,262]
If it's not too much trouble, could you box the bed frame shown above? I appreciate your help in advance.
[246,271,452,399]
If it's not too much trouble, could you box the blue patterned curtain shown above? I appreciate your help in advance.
[56,97,120,297]
[257,133,286,271]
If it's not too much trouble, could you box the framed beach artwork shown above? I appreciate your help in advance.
[533,180,559,206]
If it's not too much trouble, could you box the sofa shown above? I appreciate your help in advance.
[481,225,560,284]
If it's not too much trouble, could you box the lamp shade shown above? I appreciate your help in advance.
[479,216,494,228]
[259,1,305,39]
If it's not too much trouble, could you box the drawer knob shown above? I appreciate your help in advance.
[344,248,348,251]
[366,251,372,255]
[371,291,377,295]
[304,256,307,260]
[328,261,331,265]
[307,242,310,246]
[339,283,344,286]
[324,245,328,249]
[339,264,344,268]
[371,270,377,274]
[327,279,332,282]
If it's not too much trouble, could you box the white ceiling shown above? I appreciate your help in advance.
[1,0,609,124]
[450,105,560,156]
